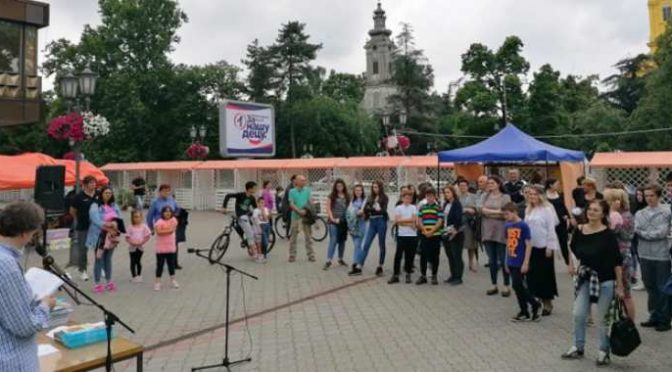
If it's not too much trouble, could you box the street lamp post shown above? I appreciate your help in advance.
[58,67,98,194]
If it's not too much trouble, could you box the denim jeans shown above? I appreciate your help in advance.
[327,223,346,260]
[261,223,271,256]
[484,241,510,286]
[357,217,387,267]
[94,248,114,284]
[572,280,615,352]
[351,220,366,264]
[640,258,672,325]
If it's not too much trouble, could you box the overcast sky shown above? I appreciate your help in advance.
[39,0,649,92]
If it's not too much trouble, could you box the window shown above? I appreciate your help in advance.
[664,6,672,21]
[0,20,22,74]
[372,61,379,75]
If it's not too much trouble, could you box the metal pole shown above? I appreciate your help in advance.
[74,142,81,194]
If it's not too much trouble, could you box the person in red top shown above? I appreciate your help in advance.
[154,207,179,291]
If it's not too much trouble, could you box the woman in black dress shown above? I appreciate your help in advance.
[545,178,570,265]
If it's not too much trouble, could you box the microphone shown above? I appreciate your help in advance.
[43,255,73,281]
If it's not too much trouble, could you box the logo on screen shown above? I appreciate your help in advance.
[234,112,269,145]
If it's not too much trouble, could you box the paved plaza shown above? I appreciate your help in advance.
[35,212,672,372]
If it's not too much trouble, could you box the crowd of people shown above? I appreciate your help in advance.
[268,168,672,366]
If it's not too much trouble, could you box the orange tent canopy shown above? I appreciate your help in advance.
[591,152,672,168]
[0,153,108,190]
[101,161,202,171]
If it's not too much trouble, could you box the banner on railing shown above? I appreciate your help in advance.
[219,100,275,158]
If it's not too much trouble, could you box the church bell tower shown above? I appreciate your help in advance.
[361,2,397,115]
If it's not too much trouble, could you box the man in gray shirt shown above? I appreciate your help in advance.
[634,184,672,332]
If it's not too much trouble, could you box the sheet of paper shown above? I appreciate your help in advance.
[24,268,64,300]
[37,344,59,357]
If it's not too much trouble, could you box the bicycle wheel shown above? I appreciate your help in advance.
[208,231,230,264]
[311,217,328,242]
[266,228,276,254]
[274,216,288,239]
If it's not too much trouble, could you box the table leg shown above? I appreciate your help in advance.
[137,352,143,372]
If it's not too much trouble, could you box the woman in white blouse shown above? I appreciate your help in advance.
[525,185,561,316]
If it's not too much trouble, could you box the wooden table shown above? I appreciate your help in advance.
[38,333,144,372]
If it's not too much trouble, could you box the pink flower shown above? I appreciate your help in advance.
[47,112,86,142]
[185,144,209,159]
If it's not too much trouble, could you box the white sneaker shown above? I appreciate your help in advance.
[80,271,89,281]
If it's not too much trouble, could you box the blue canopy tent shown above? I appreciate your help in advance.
[438,123,585,163]
[435,124,585,197]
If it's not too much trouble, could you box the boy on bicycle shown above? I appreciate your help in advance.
[219,181,262,262]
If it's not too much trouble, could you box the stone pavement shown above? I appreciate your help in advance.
[35,212,672,372]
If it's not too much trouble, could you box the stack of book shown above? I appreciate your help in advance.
[48,298,73,328]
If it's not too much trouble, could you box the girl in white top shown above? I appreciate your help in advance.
[524,185,561,316]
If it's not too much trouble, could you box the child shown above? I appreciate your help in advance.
[503,202,540,322]
[252,197,271,262]
[415,188,444,285]
[252,197,270,263]
[125,210,151,283]
[389,191,418,284]
[154,206,179,291]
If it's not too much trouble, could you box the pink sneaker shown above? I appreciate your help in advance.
[154,282,161,291]
[171,280,180,289]
[106,282,117,292]
[94,284,105,294]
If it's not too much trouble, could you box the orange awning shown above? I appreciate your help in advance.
[403,156,453,168]
[336,156,406,168]
[591,152,672,168]
[0,153,108,190]
[101,161,202,171]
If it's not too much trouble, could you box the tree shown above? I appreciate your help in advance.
[526,64,567,135]
[388,23,436,154]
[269,21,322,157]
[242,39,277,103]
[321,70,365,103]
[602,54,651,114]
[459,36,530,126]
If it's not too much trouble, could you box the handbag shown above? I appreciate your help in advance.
[609,298,641,357]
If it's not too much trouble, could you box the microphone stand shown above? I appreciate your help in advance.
[43,258,135,372]
[188,248,258,372]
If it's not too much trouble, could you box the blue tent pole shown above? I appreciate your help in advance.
[437,157,441,193]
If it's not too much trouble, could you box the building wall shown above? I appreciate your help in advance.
[649,0,672,51]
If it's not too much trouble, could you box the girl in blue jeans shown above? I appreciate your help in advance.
[324,179,349,270]
[349,181,389,276]
[562,200,624,366]
[347,185,367,272]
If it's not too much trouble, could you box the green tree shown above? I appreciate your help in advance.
[526,64,567,135]
[459,36,530,126]
[41,0,193,163]
[269,21,322,157]
[242,39,277,103]
[321,70,365,103]
[388,23,436,154]
[602,54,651,114]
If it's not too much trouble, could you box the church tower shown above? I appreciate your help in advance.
[361,2,397,115]
[648,0,672,52]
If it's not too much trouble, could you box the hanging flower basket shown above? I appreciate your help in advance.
[47,112,86,142]
[186,143,209,159]
[48,111,110,142]
[82,111,111,138]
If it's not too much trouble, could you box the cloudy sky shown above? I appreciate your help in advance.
[39,0,649,92]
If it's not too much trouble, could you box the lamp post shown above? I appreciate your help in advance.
[190,124,207,144]
[58,67,98,194]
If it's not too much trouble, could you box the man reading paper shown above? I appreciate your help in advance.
[0,202,56,372]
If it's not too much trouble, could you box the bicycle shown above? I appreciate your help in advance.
[209,214,276,264]
[273,213,328,242]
